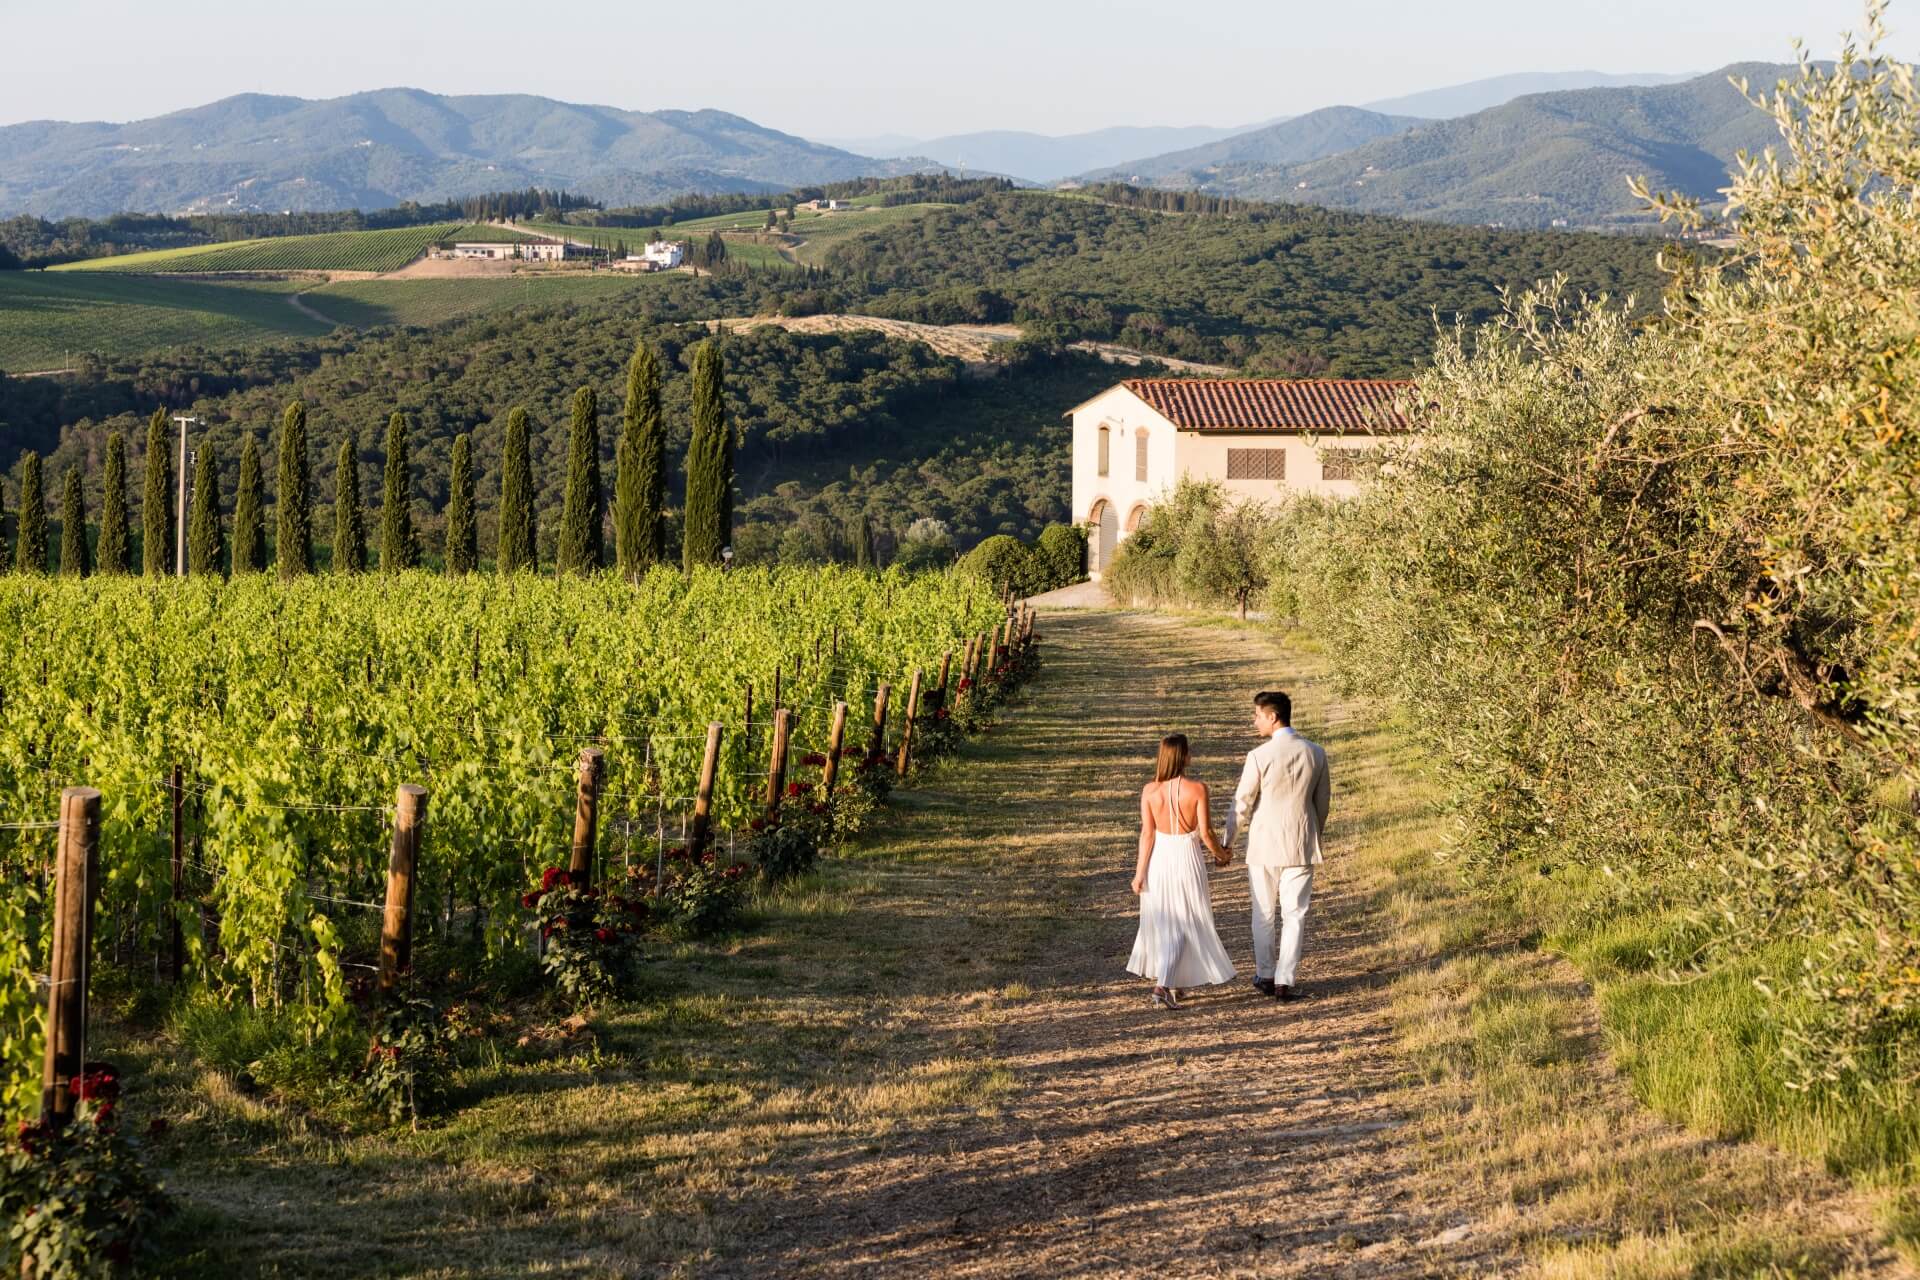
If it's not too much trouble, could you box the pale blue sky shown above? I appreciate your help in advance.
[0,0,1879,136]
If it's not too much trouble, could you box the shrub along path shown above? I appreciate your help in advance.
[159,611,1907,1276]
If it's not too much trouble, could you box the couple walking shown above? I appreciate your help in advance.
[1126,691,1330,1010]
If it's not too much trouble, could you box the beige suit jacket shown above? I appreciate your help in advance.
[1223,728,1330,868]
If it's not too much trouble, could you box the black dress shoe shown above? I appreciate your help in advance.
[1276,984,1298,1002]
[1253,978,1276,998]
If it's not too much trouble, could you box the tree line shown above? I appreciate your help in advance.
[0,337,737,579]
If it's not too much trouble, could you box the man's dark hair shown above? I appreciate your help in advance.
[1254,691,1291,726]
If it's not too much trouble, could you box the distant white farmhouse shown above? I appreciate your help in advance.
[1068,378,1414,579]
[450,237,572,261]
[641,240,686,268]
[804,198,851,211]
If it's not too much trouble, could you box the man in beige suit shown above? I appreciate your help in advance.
[1222,690,1330,1001]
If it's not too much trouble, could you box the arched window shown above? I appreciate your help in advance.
[1097,425,1110,477]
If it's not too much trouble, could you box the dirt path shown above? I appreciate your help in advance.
[706,314,1237,374]
[715,611,1488,1276]
[287,289,342,328]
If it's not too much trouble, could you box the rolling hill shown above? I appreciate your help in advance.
[1081,107,1424,186]
[0,89,928,219]
[1103,64,1791,228]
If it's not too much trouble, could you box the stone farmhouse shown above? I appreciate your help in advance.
[1068,378,1413,579]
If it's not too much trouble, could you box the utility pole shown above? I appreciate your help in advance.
[171,414,200,577]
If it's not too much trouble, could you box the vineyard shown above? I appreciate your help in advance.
[49,223,485,275]
[300,274,661,329]
[0,272,325,371]
[0,566,1010,1120]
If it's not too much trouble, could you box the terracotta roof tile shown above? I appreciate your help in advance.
[1123,378,1415,433]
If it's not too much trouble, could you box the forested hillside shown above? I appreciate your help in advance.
[8,303,1109,559]
[825,191,1667,370]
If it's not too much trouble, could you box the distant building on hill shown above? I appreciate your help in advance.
[804,198,851,211]
[450,238,572,261]
[641,240,686,268]
[1067,378,1414,579]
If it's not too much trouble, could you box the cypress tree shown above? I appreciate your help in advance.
[332,432,366,573]
[142,408,173,577]
[17,453,48,575]
[59,468,89,577]
[557,386,602,575]
[275,401,313,578]
[188,441,224,577]
[615,338,667,577]
[0,479,10,574]
[379,410,418,571]
[498,407,536,573]
[98,431,130,574]
[681,341,731,569]
[853,511,875,569]
[445,433,477,575]
[232,432,266,572]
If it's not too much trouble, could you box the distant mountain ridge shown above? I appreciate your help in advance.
[814,70,1695,183]
[823,125,1255,184]
[0,88,927,218]
[1096,64,1792,228]
[1081,107,1425,185]
[1358,70,1698,120]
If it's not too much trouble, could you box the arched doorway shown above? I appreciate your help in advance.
[1125,504,1147,535]
[1087,499,1118,580]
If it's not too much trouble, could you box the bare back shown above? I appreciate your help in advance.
[1143,776,1210,837]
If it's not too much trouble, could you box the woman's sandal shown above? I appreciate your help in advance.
[1153,986,1182,1010]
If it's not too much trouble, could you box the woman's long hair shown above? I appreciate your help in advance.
[1154,734,1190,783]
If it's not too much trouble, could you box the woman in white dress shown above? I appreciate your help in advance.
[1127,734,1236,1009]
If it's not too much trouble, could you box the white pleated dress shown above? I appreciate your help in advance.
[1126,778,1237,989]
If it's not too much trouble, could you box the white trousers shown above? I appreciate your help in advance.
[1248,864,1314,985]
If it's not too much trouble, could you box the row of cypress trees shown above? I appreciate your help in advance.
[0,338,732,580]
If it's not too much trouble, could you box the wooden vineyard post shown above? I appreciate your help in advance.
[822,700,849,802]
[568,748,605,884]
[169,763,185,982]
[690,721,723,856]
[765,708,793,818]
[961,635,978,688]
[937,649,953,696]
[378,784,427,992]
[868,681,891,762]
[773,666,782,713]
[895,668,924,777]
[975,630,991,683]
[41,786,101,1127]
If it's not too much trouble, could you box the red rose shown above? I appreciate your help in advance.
[748,817,768,833]
[520,891,540,909]
[701,850,717,866]
[541,867,570,891]
[594,928,615,943]
[786,781,808,798]
[70,1068,120,1102]
[800,752,827,767]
